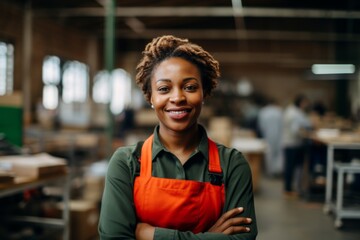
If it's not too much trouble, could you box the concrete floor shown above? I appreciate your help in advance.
[254,177,360,240]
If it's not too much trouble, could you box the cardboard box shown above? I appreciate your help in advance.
[0,92,22,107]
[9,153,67,178]
[243,152,263,192]
[208,117,234,147]
[58,200,99,240]
[83,175,105,203]
[0,170,15,184]
[231,137,266,192]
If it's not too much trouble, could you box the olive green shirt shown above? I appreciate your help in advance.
[99,125,258,240]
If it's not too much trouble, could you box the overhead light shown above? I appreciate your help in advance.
[311,64,355,75]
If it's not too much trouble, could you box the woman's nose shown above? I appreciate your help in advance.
[170,89,186,103]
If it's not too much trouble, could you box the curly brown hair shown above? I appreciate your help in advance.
[135,35,220,103]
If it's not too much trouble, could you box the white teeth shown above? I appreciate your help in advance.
[170,110,187,114]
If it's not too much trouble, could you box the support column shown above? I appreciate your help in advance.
[104,0,115,158]
[22,0,32,126]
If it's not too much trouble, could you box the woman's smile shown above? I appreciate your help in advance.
[166,107,192,120]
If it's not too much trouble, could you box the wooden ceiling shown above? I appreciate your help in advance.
[5,0,360,69]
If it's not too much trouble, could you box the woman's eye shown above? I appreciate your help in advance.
[185,85,198,91]
[157,86,169,93]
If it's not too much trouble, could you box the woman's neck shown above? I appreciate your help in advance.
[158,125,200,164]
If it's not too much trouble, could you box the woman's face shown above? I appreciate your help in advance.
[150,57,203,134]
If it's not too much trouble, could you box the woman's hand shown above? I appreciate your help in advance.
[208,207,252,235]
[135,223,155,240]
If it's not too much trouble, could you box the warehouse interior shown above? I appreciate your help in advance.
[0,0,360,239]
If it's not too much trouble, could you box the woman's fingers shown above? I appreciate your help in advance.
[209,208,242,231]
[208,207,252,234]
[219,216,252,232]
[222,207,245,220]
[223,225,251,235]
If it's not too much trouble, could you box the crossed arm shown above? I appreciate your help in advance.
[136,207,253,240]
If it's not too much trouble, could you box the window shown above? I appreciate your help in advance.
[42,56,89,109]
[111,69,132,114]
[42,85,59,110]
[92,68,132,115]
[42,56,60,109]
[93,70,110,104]
[0,41,14,95]
[62,61,89,103]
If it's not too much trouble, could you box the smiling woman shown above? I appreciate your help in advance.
[98,35,258,240]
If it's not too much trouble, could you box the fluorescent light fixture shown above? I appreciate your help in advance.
[311,64,355,75]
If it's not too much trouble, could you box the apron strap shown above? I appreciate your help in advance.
[139,134,154,178]
[208,138,223,186]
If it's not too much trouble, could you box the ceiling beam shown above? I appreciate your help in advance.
[114,29,360,42]
[212,52,331,65]
[95,0,106,7]
[34,7,360,19]
[123,51,333,67]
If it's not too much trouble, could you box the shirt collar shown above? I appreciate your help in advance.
[151,125,209,162]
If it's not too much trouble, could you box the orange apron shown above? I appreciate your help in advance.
[133,135,225,233]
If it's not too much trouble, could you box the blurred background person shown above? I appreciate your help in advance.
[258,97,283,178]
[312,100,327,118]
[307,100,328,185]
[282,94,313,197]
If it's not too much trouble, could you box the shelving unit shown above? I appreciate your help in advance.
[0,172,70,240]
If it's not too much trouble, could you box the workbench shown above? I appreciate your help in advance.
[311,131,360,228]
